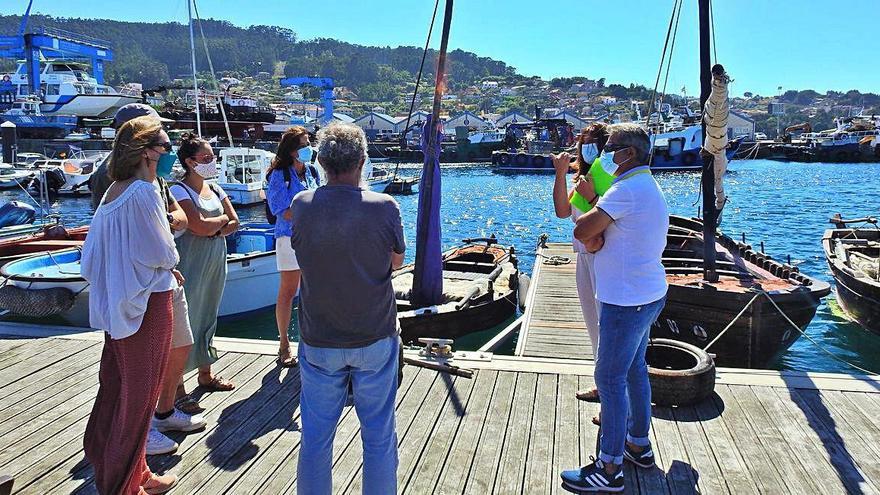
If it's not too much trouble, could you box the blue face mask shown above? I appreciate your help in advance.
[297,146,314,164]
[156,152,176,178]
[599,150,618,176]
[581,143,598,164]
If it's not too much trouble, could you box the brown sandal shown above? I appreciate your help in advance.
[197,374,235,392]
[175,397,204,414]
[575,389,601,402]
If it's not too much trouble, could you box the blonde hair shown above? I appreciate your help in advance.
[107,115,163,181]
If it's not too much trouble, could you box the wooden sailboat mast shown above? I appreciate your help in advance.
[698,0,718,282]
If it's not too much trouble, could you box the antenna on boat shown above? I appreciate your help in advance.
[192,0,234,147]
[698,0,718,282]
[187,0,202,137]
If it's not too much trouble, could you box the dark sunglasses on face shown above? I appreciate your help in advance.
[603,143,630,153]
[151,141,173,153]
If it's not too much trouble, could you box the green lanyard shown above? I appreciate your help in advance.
[614,168,652,184]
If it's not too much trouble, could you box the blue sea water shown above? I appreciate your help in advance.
[7,159,880,373]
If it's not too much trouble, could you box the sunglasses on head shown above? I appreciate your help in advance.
[150,141,173,153]
[603,143,630,153]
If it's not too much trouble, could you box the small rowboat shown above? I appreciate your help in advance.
[392,237,520,343]
[0,224,88,266]
[822,215,880,334]
[0,223,280,324]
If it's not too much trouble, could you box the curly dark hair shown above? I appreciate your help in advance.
[176,132,211,178]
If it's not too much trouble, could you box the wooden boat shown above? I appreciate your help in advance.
[822,215,880,334]
[0,224,88,266]
[652,215,831,368]
[0,223,280,324]
[392,237,520,343]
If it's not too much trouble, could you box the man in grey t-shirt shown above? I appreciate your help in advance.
[291,122,404,494]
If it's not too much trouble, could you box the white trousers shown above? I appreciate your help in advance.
[575,252,601,360]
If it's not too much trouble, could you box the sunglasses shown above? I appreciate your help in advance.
[192,153,215,164]
[603,143,631,153]
[151,141,173,153]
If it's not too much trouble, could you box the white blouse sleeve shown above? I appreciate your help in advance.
[130,184,180,270]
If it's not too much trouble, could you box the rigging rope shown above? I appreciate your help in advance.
[709,0,718,64]
[702,289,878,375]
[192,0,235,147]
[392,0,441,181]
[645,0,682,166]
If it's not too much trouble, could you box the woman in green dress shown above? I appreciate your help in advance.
[170,133,240,394]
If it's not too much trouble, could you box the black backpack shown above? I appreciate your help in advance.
[265,165,320,225]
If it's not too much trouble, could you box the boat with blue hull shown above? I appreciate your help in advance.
[491,124,743,173]
[0,222,280,325]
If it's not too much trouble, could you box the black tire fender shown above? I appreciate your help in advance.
[646,338,716,406]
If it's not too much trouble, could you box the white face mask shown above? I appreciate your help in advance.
[599,150,619,176]
[193,159,217,179]
[581,143,598,164]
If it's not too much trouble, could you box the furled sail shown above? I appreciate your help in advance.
[702,65,730,210]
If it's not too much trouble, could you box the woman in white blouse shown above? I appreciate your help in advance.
[81,116,181,495]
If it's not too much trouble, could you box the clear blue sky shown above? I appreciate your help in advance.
[8,0,880,96]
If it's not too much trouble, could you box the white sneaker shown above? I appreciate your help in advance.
[152,408,207,433]
[146,427,178,456]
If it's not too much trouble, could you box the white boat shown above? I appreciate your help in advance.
[5,60,139,118]
[0,223,281,326]
[215,147,274,206]
[0,164,33,189]
[367,164,393,193]
[55,150,108,196]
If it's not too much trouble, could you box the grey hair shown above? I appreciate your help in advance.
[316,122,368,176]
[608,123,651,164]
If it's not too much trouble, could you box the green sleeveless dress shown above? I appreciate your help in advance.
[174,183,228,372]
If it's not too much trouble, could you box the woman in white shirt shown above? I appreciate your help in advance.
[170,133,239,397]
[81,116,181,495]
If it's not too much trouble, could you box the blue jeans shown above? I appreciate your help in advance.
[595,297,666,465]
[297,336,399,495]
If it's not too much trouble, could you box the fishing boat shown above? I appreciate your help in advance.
[215,147,273,206]
[4,59,139,118]
[0,223,87,266]
[0,96,78,139]
[366,163,394,193]
[822,215,880,334]
[649,124,743,171]
[0,164,33,189]
[0,223,280,324]
[652,215,830,367]
[392,238,520,343]
[55,150,107,196]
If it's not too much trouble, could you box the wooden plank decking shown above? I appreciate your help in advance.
[517,242,592,360]
[2,331,880,494]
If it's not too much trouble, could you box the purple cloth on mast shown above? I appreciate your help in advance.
[410,116,444,307]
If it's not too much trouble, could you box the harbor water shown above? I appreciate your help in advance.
[6,159,880,374]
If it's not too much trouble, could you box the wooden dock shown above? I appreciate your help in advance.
[516,242,592,360]
[3,321,880,494]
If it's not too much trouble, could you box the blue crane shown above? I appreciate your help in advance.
[279,77,334,125]
[0,0,115,96]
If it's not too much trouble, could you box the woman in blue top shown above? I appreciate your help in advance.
[267,126,320,367]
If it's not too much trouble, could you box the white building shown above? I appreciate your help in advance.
[728,110,756,139]
[353,112,402,138]
[548,110,589,132]
[481,81,499,90]
[444,111,489,132]
[495,111,533,127]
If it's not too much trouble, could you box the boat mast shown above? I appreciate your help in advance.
[698,0,718,282]
[411,0,453,308]
[187,0,202,137]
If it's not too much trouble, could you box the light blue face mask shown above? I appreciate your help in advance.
[599,150,618,176]
[297,146,314,164]
[156,152,176,178]
[581,143,598,164]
